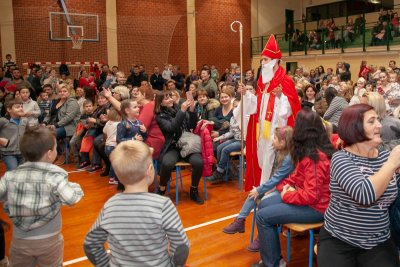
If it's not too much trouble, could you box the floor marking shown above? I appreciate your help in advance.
[62,211,252,265]
[67,170,85,174]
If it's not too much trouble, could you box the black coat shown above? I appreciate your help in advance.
[155,104,198,161]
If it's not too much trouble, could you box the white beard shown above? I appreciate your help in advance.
[262,59,277,84]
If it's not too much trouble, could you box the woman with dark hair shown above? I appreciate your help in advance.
[303,84,319,111]
[154,91,204,204]
[136,84,165,160]
[315,65,325,90]
[318,104,400,267]
[253,108,334,267]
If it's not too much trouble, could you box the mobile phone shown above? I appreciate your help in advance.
[186,91,193,101]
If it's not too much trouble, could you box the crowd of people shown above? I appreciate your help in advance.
[0,38,400,266]
[288,8,400,52]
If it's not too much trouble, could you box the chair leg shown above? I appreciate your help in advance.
[309,230,314,267]
[64,141,69,164]
[153,160,158,192]
[238,156,242,190]
[179,167,183,190]
[250,205,257,243]
[175,166,179,205]
[203,176,208,200]
[287,228,291,262]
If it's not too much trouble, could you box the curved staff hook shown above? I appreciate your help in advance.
[230,20,245,190]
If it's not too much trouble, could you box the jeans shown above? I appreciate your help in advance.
[93,134,110,168]
[256,193,324,267]
[159,148,203,187]
[216,139,241,172]
[237,191,278,219]
[1,154,24,171]
[55,127,66,154]
[104,146,116,179]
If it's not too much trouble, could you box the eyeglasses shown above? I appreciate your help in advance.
[164,93,173,99]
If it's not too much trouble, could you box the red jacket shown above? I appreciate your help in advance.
[276,151,331,214]
[138,101,165,159]
[194,121,215,177]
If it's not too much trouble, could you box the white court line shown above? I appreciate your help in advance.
[67,170,85,174]
[63,212,250,266]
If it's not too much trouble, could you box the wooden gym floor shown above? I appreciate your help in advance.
[0,163,316,267]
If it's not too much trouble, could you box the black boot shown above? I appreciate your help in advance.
[100,164,110,177]
[190,186,204,205]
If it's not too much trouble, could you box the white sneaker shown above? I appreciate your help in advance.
[279,258,287,267]
[108,178,118,185]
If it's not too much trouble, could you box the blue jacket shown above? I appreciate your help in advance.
[257,154,294,195]
[116,119,147,143]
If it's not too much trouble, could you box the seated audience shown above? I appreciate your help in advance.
[253,108,334,267]
[323,86,349,132]
[154,91,204,204]
[194,89,220,121]
[43,85,80,164]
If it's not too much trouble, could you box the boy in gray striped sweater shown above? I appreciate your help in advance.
[84,140,189,267]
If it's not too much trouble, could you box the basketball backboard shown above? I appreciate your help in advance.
[49,12,99,42]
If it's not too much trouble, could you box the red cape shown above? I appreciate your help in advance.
[244,66,300,191]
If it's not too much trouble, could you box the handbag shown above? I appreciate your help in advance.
[177,131,201,158]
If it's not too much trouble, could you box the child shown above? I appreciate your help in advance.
[37,91,51,123]
[3,54,16,75]
[210,99,242,181]
[16,87,40,126]
[75,100,95,169]
[0,99,27,171]
[222,126,294,252]
[0,126,84,266]
[116,99,147,143]
[84,141,189,266]
[103,108,121,185]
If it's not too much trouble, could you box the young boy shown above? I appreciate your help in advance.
[37,91,51,123]
[3,54,16,75]
[0,126,84,266]
[70,99,94,167]
[0,99,27,171]
[84,141,189,267]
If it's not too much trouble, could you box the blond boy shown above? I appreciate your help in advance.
[84,141,189,266]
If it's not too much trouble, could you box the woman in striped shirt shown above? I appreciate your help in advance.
[318,104,400,267]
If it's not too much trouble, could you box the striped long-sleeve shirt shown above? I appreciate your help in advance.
[324,149,399,249]
[323,96,348,127]
[84,193,189,267]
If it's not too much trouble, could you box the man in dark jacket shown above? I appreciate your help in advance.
[127,65,146,87]
[150,66,165,91]
[171,65,185,91]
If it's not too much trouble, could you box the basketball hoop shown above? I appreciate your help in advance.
[70,34,83,49]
